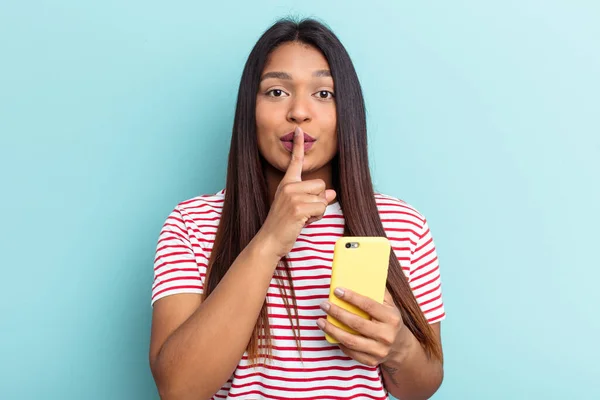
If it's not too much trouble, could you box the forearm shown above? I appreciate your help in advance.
[381,331,444,400]
[154,231,281,400]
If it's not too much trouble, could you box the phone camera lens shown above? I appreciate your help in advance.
[345,243,351,249]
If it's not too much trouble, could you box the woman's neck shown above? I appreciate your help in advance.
[264,162,334,206]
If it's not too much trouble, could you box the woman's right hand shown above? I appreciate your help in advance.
[258,126,337,259]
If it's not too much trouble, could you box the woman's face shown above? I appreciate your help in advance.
[256,42,337,176]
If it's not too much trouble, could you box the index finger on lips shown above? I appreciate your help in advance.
[282,126,304,183]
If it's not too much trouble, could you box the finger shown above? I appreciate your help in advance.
[338,345,381,368]
[292,193,329,205]
[296,179,327,196]
[298,194,329,225]
[333,287,392,322]
[305,216,322,225]
[318,189,327,202]
[298,183,336,204]
[281,179,331,197]
[317,318,383,362]
[320,301,377,339]
[282,126,304,183]
[302,201,328,219]
[300,182,336,200]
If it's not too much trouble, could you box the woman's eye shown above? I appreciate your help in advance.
[267,89,287,97]
[315,90,335,99]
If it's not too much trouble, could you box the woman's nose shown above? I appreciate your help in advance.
[287,98,311,123]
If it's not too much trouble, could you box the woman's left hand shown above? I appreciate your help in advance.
[317,287,413,367]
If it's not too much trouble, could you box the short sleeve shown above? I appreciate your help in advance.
[151,206,204,306]
[408,219,446,323]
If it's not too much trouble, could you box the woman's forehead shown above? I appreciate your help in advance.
[262,42,331,77]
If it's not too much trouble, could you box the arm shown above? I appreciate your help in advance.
[150,231,281,400]
[317,290,443,400]
[381,322,443,400]
[382,217,445,399]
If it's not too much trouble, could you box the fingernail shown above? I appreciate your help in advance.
[316,319,325,329]
[294,126,301,137]
[334,288,345,297]
[320,302,330,312]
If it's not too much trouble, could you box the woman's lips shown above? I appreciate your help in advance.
[280,131,316,142]
[281,141,314,152]
[280,131,316,152]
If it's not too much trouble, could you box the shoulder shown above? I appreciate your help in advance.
[175,189,225,218]
[161,190,224,242]
[374,192,427,233]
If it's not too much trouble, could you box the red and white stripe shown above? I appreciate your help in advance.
[151,190,445,399]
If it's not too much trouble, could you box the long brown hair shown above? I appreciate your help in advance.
[202,18,442,364]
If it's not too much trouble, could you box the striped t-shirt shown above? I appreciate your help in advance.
[151,190,445,400]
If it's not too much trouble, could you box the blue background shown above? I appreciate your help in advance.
[1,1,598,399]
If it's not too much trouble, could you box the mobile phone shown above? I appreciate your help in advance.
[326,236,391,344]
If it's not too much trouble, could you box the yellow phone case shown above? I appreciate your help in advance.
[326,236,391,344]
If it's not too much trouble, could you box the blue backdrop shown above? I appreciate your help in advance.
[1,1,598,399]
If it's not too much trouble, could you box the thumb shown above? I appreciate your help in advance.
[325,189,337,204]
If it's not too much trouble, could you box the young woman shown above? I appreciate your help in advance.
[149,18,446,400]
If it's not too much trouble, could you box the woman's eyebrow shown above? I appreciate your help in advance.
[260,69,332,82]
[313,69,331,78]
[261,71,292,81]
